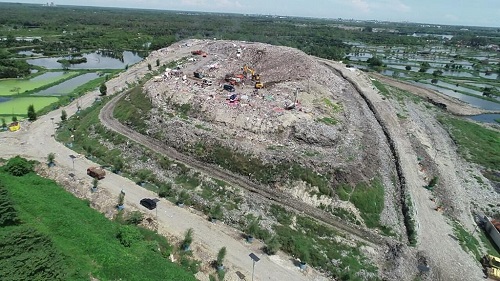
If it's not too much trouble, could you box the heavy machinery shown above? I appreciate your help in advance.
[243,65,260,81]
[483,255,500,280]
[255,81,264,89]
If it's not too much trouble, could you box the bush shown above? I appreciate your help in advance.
[61,110,67,121]
[0,186,20,227]
[181,228,194,249]
[125,211,144,225]
[209,204,223,220]
[4,156,33,176]
[264,235,281,255]
[216,246,226,267]
[117,225,143,247]
[27,104,36,121]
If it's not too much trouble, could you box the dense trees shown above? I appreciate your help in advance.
[0,49,30,79]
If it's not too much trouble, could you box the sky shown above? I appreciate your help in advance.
[2,0,500,28]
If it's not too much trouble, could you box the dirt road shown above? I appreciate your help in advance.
[325,60,485,280]
[0,40,330,281]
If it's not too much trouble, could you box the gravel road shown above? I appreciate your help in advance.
[325,60,486,281]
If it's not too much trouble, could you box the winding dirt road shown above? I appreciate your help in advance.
[325,60,485,281]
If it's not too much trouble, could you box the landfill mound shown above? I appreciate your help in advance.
[144,40,396,218]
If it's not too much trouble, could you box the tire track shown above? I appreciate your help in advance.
[99,88,391,247]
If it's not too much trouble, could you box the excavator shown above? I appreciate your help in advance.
[243,65,260,81]
[244,65,263,88]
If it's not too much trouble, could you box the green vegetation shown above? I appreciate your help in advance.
[0,157,196,281]
[452,221,482,261]
[372,79,390,97]
[439,116,500,170]
[113,85,152,133]
[348,179,385,228]
[0,96,58,117]
[317,117,337,125]
[274,212,378,280]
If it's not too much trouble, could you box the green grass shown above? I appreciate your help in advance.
[349,179,385,228]
[113,85,152,133]
[452,221,482,261]
[372,79,390,97]
[317,117,337,125]
[0,168,196,281]
[0,96,58,117]
[439,116,500,170]
[0,71,78,96]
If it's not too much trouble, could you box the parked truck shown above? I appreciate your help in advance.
[484,216,500,250]
[87,166,106,180]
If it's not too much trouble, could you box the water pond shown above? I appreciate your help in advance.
[27,51,142,69]
[468,114,500,124]
[0,97,11,103]
[33,73,101,96]
[422,80,483,96]
[411,82,500,111]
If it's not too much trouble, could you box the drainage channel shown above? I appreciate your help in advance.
[320,59,414,246]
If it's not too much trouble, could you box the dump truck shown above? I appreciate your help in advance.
[484,217,500,250]
[87,166,106,180]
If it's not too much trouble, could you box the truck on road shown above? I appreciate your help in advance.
[87,166,106,180]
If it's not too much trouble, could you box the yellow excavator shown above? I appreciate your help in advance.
[244,65,260,81]
[244,65,263,88]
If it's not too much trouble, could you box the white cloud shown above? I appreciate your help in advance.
[349,0,371,13]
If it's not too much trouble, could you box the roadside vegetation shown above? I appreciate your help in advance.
[438,116,500,172]
[0,157,196,281]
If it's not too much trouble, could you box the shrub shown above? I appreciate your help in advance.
[264,235,281,255]
[27,104,36,121]
[47,153,55,165]
[182,228,194,249]
[209,204,223,220]
[246,218,260,237]
[125,211,144,225]
[117,225,142,247]
[99,83,107,96]
[216,246,226,267]
[0,187,20,227]
[61,110,67,121]
[4,156,33,176]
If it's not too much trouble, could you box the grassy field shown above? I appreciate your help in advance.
[0,71,78,96]
[438,116,500,170]
[0,96,58,117]
[0,161,196,281]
